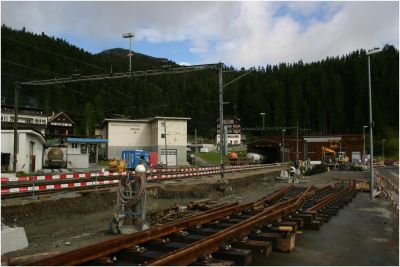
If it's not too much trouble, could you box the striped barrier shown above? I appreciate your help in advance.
[1,163,283,196]
[0,164,280,183]
[376,175,399,215]
[1,179,120,195]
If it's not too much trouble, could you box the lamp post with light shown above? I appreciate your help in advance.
[122,32,134,72]
[260,113,266,130]
[366,47,382,200]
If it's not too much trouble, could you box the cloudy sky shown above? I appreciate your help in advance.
[1,1,399,68]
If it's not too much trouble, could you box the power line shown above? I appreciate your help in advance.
[2,35,108,72]
[2,58,57,77]
[18,63,220,86]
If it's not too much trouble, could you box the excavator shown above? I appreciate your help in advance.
[321,146,349,167]
[321,146,336,164]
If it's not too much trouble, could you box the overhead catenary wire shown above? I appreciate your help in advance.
[2,35,108,72]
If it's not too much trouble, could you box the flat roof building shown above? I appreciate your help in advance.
[100,116,190,166]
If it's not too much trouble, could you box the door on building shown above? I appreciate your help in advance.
[29,141,35,172]
[160,149,177,166]
[89,144,97,163]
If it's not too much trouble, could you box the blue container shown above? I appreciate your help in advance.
[121,150,149,170]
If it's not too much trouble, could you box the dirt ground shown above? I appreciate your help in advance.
[2,167,396,265]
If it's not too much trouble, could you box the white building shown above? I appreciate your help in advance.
[1,104,47,135]
[1,129,46,173]
[101,117,190,166]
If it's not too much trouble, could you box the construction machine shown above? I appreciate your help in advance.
[321,146,336,164]
[108,159,127,173]
[336,151,350,164]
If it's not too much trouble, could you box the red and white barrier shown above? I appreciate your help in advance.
[1,179,120,194]
[1,171,128,183]
[1,163,282,196]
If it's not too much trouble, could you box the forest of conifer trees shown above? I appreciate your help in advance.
[1,25,398,156]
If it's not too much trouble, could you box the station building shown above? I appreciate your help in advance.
[247,134,364,163]
[100,117,190,166]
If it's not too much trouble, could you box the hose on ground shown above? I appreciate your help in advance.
[117,173,145,207]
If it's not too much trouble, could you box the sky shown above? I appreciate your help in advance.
[1,1,399,68]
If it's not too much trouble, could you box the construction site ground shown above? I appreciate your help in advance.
[1,166,399,265]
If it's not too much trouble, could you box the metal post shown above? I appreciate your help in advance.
[194,128,197,153]
[164,118,168,167]
[219,63,224,179]
[13,84,19,173]
[363,126,367,166]
[129,37,132,72]
[282,129,286,162]
[296,120,299,161]
[368,55,374,200]
[135,164,148,231]
[260,113,265,130]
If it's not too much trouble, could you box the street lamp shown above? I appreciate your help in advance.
[381,139,386,162]
[282,128,286,162]
[122,32,134,72]
[260,113,266,130]
[363,125,368,166]
[367,47,382,200]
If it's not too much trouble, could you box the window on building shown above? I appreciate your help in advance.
[80,144,87,154]
[72,143,78,148]
[161,133,166,138]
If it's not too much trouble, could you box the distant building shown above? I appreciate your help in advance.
[1,104,47,135]
[216,117,241,145]
[46,112,76,140]
[1,129,46,173]
[247,134,363,163]
[100,117,190,166]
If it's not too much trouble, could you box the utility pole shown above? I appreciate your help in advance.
[296,120,299,161]
[163,118,168,167]
[367,47,381,200]
[13,83,19,172]
[219,63,224,179]
[363,125,367,166]
[282,128,286,162]
[194,128,197,153]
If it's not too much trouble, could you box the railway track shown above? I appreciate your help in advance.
[25,181,357,266]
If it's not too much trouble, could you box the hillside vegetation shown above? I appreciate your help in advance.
[1,25,398,157]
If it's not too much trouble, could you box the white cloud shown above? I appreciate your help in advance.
[178,61,192,66]
[1,1,398,68]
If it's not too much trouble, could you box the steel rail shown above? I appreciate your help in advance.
[27,186,306,265]
[28,201,259,266]
[254,185,294,207]
[147,186,319,265]
[307,183,353,212]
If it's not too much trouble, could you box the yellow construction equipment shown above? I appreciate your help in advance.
[108,159,127,173]
[321,146,336,164]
